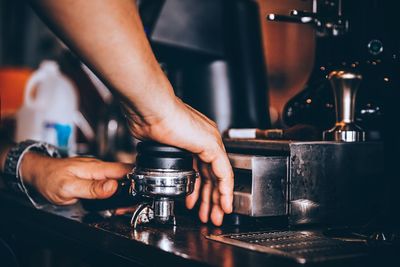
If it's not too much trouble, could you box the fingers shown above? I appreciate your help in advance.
[69,159,132,180]
[210,153,234,214]
[210,187,224,226]
[60,178,118,200]
[195,162,226,226]
[186,158,200,209]
[198,163,213,223]
[186,173,200,210]
[30,156,131,206]
[90,161,132,179]
[198,144,234,215]
[185,129,233,225]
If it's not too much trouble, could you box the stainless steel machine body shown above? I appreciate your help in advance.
[229,154,288,217]
[225,139,384,226]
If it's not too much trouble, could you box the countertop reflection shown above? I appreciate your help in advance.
[1,190,393,267]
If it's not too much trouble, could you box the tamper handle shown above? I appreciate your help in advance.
[323,70,365,142]
[329,70,362,125]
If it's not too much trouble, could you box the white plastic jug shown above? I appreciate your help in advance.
[15,60,79,154]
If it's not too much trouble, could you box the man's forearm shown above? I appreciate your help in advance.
[29,0,177,123]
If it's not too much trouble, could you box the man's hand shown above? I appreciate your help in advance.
[124,97,234,226]
[20,153,131,205]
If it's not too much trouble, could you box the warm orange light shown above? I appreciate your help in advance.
[0,68,33,119]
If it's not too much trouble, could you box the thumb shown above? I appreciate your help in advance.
[64,178,118,200]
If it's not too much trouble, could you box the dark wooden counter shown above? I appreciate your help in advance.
[0,190,397,267]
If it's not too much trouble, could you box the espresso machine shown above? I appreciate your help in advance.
[270,0,398,142]
[225,69,384,227]
[210,69,386,262]
[124,69,384,229]
[222,0,388,227]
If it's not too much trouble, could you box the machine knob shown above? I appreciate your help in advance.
[323,70,365,142]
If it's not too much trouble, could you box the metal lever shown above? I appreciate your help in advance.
[323,70,365,142]
[290,9,318,19]
[267,13,316,25]
[267,0,348,37]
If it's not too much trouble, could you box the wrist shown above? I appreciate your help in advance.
[123,92,179,127]
[19,152,49,187]
[3,140,60,208]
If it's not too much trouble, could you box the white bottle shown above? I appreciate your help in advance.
[16,60,79,154]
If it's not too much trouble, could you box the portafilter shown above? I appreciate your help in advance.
[128,141,198,228]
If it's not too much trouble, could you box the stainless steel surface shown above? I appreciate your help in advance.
[289,142,384,225]
[323,70,365,142]
[129,168,198,228]
[154,197,175,224]
[225,139,384,226]
[130,169,197,197]
[229,153,288,217]
[206,230,368,264]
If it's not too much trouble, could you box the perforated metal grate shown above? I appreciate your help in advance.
[207,230,368,264]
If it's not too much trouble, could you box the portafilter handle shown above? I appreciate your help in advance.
[323,70,365,142]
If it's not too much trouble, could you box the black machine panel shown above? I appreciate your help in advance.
[138,0,271,131]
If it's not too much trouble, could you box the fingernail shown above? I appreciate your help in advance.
[103,181,114,192]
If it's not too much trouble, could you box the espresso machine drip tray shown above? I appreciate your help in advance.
[207,230,368,264]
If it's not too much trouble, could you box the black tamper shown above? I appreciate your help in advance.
[128,141,198,228]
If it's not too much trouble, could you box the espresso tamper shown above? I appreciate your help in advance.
[128,141,198,228]
[323,70,365,142]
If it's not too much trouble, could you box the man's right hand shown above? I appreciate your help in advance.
[124,97,234,226]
